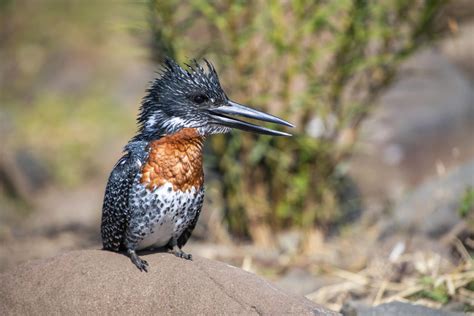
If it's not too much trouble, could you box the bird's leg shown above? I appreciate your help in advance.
[168,239,192,260]
[127,249,149,272]
[173,247,192,260]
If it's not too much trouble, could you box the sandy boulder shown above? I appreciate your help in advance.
[0,249,337,315]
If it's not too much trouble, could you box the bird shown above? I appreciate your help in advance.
[100,58,293,271]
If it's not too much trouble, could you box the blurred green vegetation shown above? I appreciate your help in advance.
[459,186,474,230]
[416,276,450,304]
[7,93,131,186]
[150,0,445,244]
[0,1,138,190]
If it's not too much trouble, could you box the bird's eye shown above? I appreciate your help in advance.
[193,94,208,104]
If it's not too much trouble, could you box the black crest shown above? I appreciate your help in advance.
[135,58,227,139]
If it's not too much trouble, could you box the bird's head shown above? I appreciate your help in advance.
[136,58,293,139]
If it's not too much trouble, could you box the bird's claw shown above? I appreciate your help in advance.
[128,250,149,272]
[174,249,192,260]
[134,258,149,272]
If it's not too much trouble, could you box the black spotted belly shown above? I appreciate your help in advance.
[128,180,204,250]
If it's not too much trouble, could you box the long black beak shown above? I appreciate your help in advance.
[207,101,294,136]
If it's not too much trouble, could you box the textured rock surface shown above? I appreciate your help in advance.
[381,159,474,238]
[0,250,338,315]
[341,301,462,316]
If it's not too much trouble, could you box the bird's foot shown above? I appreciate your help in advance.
[128,249,149,272]
[172,248,192,260]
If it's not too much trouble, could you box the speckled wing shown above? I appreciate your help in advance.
[101,146,147,251]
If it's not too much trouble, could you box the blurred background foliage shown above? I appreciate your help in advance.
[0,0,138,196]
[149,0,444,244]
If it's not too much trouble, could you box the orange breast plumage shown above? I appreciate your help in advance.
[140,128,205,192]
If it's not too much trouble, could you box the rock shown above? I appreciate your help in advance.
[442,21,474,80]
[381,160,474,239]
[341,301,462,316]
[349,48,474,215]
[0,250,338,315]
[340,300,372,316]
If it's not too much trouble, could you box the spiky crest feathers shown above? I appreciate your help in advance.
[133,58,227,140]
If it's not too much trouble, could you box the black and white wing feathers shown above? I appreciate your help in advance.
[101,142,148,251]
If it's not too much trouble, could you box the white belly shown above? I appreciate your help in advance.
[133,182,202,250]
